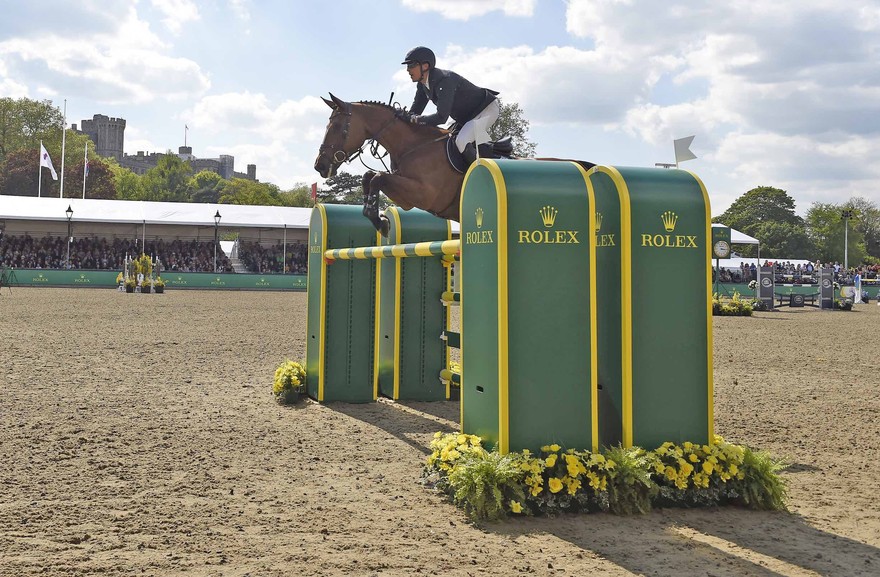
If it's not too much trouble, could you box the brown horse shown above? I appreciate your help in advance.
[314,94,478,235]
[314,93,593,235]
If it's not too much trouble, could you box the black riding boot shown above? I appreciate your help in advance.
[461,142,477,166]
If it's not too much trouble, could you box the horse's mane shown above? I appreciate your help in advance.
[354,100,448,135]
[355,100,397,112]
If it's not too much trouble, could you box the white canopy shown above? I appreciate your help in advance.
[0,195,312,228]
[712,223,759,245]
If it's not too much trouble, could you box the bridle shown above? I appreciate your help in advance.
[319,100,444,173]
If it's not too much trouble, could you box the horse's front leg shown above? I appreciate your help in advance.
[360,171,386,234]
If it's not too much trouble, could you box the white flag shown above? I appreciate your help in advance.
[674,136,697,164]
[40,143,58,180]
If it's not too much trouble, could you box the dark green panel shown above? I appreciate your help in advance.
[590,171,624,448]
[621,167,710,448]
[306,204,377,403]
[460,165,501,447]
[7,269,308,290]
[501,160,594,453]
[376,208,450,401]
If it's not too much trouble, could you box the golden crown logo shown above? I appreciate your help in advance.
[540,205,558,228]
[595,212,603,232]
[661,211,678,232]
[475,207,484,229]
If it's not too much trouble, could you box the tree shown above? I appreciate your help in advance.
[748,221,816,259]
[0,147,58,196]
[141,153,192,201]
[64,157,117,200]
[188,170,226,203]
[847,196,880,259]
[713,186,803,232]
[219,178,282,205]
[0,97,64,162]
[489,100,537,158]
[105,159,143,200]
[279,183,314,207]
[805,202,866,265]
[321,171,362,204]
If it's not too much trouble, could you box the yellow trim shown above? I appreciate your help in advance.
[391,208,403,399]
[372,225,382,401]
[596,165,633,447]
[573,162,599,453]
[685,169,715,442]
[445,219,453,400]
[315,204,329,402]
[474,160,510,454]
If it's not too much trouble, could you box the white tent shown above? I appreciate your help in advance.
[0,195,312,228]
[712,223,759,246]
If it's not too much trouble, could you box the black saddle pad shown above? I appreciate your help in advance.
[445,136,514,174]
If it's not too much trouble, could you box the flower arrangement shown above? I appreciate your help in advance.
[833,297,853,311]
[748,279,757,291]
[273,359,307,404]
[154,277,166,288]
[423,433,787,521]
[712,291,754,316]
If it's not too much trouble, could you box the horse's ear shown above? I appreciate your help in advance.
[329,93,347,108]
[322,96,336,109]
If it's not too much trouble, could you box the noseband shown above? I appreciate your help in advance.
[319,103,362,166]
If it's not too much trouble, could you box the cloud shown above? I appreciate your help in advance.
[150,0,200,34]
[400,0,535,21]
[183,92,334,188]
[0,4,210,105]
[228,0,251,22]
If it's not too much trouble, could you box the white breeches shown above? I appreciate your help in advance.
[454,99,500,152]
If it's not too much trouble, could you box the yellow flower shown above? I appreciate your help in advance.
[665,466,677,481]
[540,445,551,452]
[689,453,699,463]
[549,444,561,452]
[565,477,581,495]
[548,477,564,493]
[530,484,543,496]
[457,434,467,445]
[702,461,714,475]
[545,454,558,467]
[510,500,523,514]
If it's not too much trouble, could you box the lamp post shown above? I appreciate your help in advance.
[213,210,221,273]
[65,205,73,270]
[842,208,853,270]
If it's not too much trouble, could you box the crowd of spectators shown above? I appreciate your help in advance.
[0,235,232,273]
[715,259,880,285]
[238,241,308,274]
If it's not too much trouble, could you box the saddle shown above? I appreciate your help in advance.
[447,136,514,173]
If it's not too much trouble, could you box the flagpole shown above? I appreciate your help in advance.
[38,140,43,198]
[60,99,67,198]
[82,141,88,199]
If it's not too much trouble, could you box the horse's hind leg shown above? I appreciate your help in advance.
[361,171,387,235]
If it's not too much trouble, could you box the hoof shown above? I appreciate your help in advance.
[379,216,390,238]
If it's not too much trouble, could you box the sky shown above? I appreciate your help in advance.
[2,0,879,217]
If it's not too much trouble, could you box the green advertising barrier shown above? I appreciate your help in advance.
[5,269,307,290]
[590,166,712,450]
[375,207,452,401]
[306,204,379,403]
[460,159,598,454]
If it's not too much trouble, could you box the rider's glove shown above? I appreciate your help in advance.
[409,114,423,125]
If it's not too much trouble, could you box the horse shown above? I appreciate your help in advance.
[313,93,593,235]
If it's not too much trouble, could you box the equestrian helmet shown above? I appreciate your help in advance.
[402,46,435,68]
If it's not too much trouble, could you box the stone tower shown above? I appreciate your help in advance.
[80,114,126,161]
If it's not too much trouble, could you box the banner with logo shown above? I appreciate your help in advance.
[8,269,306,291]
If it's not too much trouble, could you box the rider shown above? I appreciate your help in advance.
[402,46,500,165]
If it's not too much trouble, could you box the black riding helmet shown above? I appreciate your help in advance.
[401,46,435,68]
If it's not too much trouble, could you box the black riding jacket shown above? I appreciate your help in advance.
[410,67,498,127]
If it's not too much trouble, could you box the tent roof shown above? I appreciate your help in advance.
[0,195,312,228]
[712,223,759,245]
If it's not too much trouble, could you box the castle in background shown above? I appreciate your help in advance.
[73,114,257,181]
